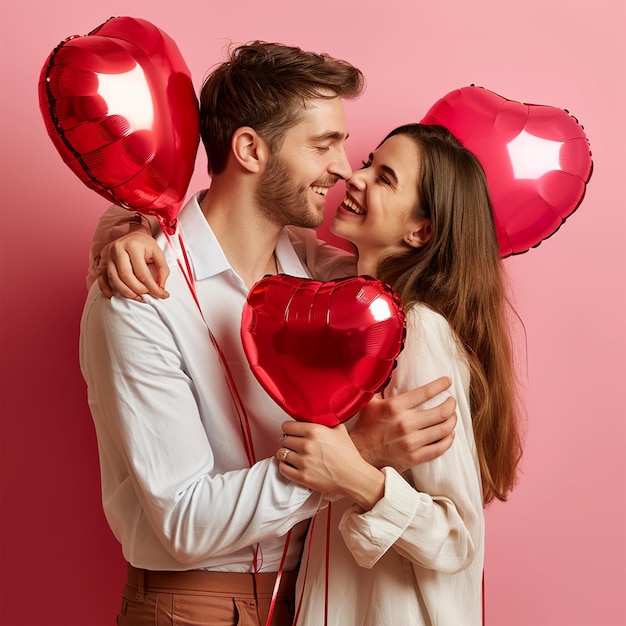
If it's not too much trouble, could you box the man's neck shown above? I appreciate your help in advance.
[199,185,283,289]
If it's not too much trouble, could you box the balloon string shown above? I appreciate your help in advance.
[324,503,331,626]
[264,529,292,626]
[160,225,257,466]
[482,570,486,626]
[160,222,287,624]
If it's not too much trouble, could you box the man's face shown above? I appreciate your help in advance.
[255,96,352,228]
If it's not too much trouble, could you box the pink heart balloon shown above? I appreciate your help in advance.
[421,86,593,257]
[38,16,199,233]
[241,275,406,427]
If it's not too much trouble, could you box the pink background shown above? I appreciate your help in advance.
[1,1,625,624]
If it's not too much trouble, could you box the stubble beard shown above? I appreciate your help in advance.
[255,154,324,229]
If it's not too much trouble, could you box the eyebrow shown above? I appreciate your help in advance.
[369,152,398,185]
[312,131,349,142]
[379,163,398,185]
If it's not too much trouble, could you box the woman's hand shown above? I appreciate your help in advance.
[96,230,170,301]
[277,421,385,511]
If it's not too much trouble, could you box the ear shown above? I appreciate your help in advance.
[231,127,269,173]
[404,219,432,249]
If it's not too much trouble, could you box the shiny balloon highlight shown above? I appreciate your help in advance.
[38,16,200,233]
[422,86,593,257]
[242,275,406,427]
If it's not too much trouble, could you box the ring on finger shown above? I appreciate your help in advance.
[281,449,290,461]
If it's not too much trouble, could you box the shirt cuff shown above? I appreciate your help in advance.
[337,466,418,568]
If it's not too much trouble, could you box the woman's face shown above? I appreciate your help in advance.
[330,133,430,265]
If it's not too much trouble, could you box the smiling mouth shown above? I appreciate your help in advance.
[341,196,365,215]
[312,185,329,197]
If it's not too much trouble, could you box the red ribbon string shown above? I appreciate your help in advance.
[161,226,258,466]
[482,569,486,626]
[324,503,331,626]
[265,529,292,626]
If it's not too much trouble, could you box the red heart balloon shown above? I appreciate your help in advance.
[421,86,593,257]
[241,275,406,427]
[38,16,199,233]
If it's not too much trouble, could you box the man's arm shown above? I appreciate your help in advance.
[80,286,322,566]
[350,377,457,473]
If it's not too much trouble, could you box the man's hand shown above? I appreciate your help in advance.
[96,230,170,301]
[277,423,385,510]
[350,377,457,473]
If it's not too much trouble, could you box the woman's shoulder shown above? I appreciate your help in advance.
[405,302,450,332]
[404,303,459,353]
[390,302,470,403]
[284,226,357,280]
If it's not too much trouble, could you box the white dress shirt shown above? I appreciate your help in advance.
[79,192,353,572]
[295,305,485,626]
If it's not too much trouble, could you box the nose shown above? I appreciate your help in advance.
[330,146,353,181]
[346,168,366,190]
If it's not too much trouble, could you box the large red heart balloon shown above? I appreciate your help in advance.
[38,16,199,233]
[421,86,593,257]
[241,275,406,427]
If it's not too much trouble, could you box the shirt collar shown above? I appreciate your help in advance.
[176,191,311,281]
[177,191,230,280]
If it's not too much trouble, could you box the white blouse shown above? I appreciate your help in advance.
[294,304,485,626]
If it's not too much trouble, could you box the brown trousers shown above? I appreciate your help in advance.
[117,564,297,626]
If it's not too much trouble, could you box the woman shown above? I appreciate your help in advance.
[275,124,523,625]
[92,124,523,625]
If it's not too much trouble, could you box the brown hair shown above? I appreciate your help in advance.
[377,124,524,505]
[199,41,365,175]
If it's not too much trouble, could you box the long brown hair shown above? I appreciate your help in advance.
[376,124,524,505]
[199,41,364,175]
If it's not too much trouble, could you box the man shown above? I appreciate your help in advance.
[81,41,456,625]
